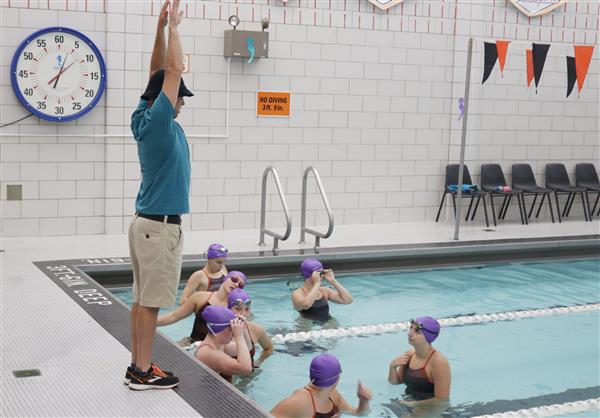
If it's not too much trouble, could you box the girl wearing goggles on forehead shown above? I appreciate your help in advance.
[157,271,247,345]
[195,306,252,382]
[387,316,451,415]
[223,289,273,369]
[180,243,229,304]
[292,259,354,322]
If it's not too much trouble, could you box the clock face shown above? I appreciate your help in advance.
[11,27,106,122]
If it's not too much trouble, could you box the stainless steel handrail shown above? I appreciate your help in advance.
[299,166,334,252]
[259,166,292,254]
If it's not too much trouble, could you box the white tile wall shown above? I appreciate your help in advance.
[1,0,598,237]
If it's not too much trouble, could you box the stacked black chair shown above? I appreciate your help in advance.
[435,164,490,227]
[545,163,591,222]
[575,163,600,218]
[480,164,527,226]
[512,164,555,223]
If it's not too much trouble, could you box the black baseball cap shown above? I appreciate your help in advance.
[140,69,194,101]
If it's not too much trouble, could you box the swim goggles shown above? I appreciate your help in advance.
[229,276,245,289]
[409,319,438,335]
[232,298,251,307]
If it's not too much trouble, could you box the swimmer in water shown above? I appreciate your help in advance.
[180,243,229,304]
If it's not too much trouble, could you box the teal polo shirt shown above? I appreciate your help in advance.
[130,91,191,215]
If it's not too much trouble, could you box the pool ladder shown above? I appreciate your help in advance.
[258,166,334,254]
[259,166,292,254]
[299,166,334,253]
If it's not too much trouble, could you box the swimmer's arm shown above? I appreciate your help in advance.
[323,278,353,304]
[270,392,306,418]
[334,389,370,416]
[180,270,208,304]
[157,300,195,326]
[253,324,274,367]
[149,1,168,77]
[292,281,322,311]
[388,350,413,384]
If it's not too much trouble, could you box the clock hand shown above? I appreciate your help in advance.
[50,52,69,89]
[47,60,77,86]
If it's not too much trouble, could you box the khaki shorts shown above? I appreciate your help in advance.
[128,216,183,308]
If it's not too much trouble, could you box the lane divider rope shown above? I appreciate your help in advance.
[271,303,600,344]
[472,397,600,418]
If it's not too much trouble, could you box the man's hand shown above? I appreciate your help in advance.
[158,0,169,28]
[169,0,183,28]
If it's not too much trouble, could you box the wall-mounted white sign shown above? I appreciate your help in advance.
[510,0,567,17]
[367,0,405,11]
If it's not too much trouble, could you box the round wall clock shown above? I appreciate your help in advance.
[10,27,106,122]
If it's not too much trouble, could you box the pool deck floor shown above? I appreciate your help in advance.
[1,219,599,417]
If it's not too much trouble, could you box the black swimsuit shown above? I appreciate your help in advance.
[205,267,227,292]
[404,349,436,400]
[299,290,331,322]
[189,295,213,343]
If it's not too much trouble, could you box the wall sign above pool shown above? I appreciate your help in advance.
[367,0,405,11]
[510,0,567,17]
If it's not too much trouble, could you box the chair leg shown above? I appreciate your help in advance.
[554,191,562,223]
[435,192,447,222]
[465,195,475,221]
[452,194,457,216]
[535,193,545,218]
[489,194,497,227]
[528,193,538,218]
[502,195,513,220]
[516,194,526,225]
[563,192,575,217]
[481,194,490,228]
[584,191,592,221]
[471,195,482,221]
[592,192,600,216]
[581,192,590,222]
[499,195,510,220]
[546,192,555,223]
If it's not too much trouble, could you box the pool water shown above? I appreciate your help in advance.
[110,258,600,416]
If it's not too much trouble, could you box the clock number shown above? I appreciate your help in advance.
[84,89,95,97]
[72,102,82,111]
[74,40,80,49]
[37,101,46,110]
[90,72,99,80]
[23,52,33,60]
[55,106,64,115]
[86,54,95,63]
[54,35,64,44]
[36,39,46,47]
[23,88,34,96]
[18,70,29,78]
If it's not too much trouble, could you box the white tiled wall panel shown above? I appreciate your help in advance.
[1,0,598,237]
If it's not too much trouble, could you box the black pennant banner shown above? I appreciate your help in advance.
[531,43,550,92]
[566,56,577,98]
[482,42,499,84]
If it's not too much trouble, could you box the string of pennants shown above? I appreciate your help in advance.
[481,40,594,98]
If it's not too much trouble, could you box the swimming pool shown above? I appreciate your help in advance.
[110,257,599,417]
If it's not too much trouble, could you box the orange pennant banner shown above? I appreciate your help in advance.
[525,48,533,87]
[496,40,511,75]
[574,45,594,93]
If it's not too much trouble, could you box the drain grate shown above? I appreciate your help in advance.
[13,369,41,378]
[482,228,496,232]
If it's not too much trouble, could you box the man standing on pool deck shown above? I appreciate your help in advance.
[126,0,192,390]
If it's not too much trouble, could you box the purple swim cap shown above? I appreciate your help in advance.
[413,316,441,343]
[201,306,236,334]
[310,354,342,388]
[301,259,323,279]
[207,243,228,259]
[228,288,250,309]
[227,271,247,284]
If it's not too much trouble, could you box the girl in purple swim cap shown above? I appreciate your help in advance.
[271,353,372,418]
[388,316,451,413]
[157,271,247,345]
[291,259,354,322]
[223,288,273,368]
[179,243,229,304]
[195,305,252,382]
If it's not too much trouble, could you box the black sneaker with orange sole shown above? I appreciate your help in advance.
[127,364,178,390]
[124,363,174,385]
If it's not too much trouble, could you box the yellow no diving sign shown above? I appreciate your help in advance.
[257,91,291,117]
